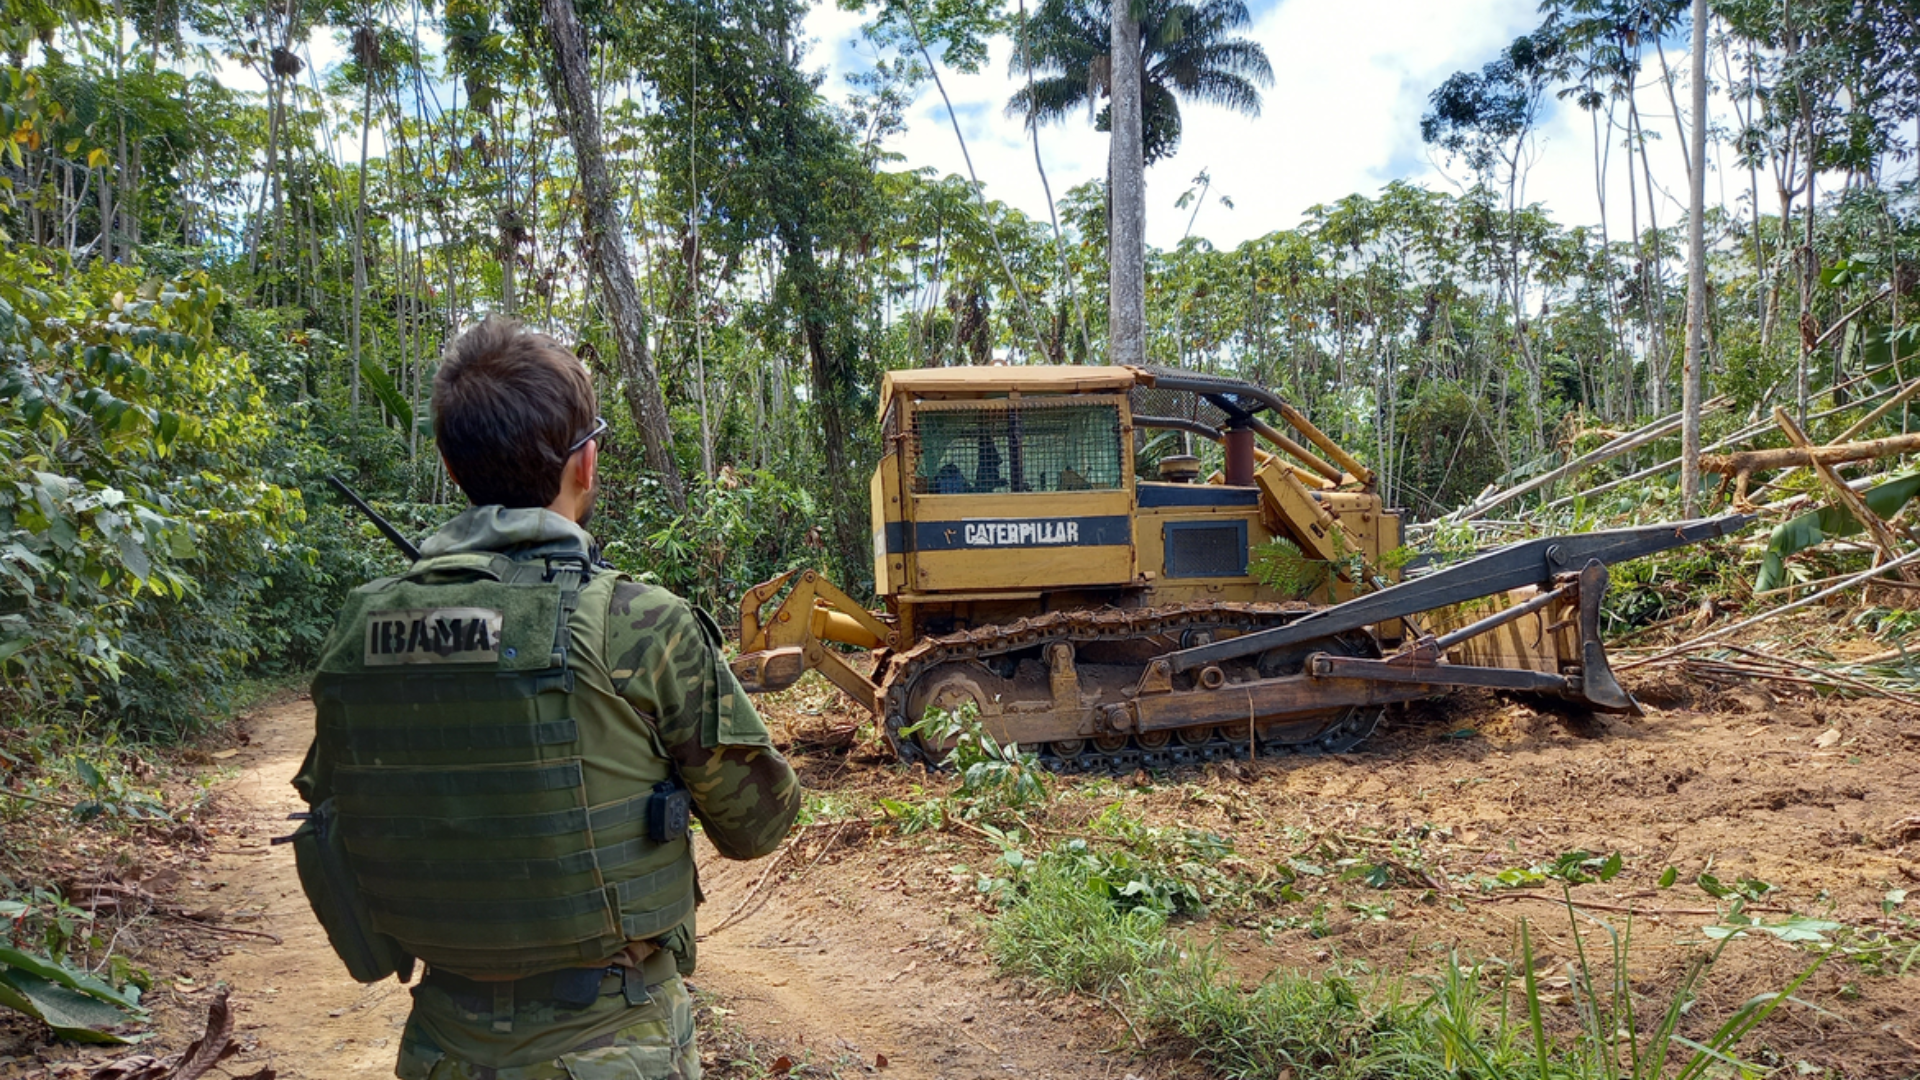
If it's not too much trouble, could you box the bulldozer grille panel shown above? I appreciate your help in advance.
[910,402,1123,495]
[1164,520,1249,577]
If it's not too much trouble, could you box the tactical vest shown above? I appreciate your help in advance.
[308,551,696,978]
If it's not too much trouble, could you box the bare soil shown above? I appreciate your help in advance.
[9,666,1920,1079]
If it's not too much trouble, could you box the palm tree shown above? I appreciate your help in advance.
[1006,0,1274,167]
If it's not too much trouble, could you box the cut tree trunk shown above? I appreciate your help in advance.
[1771,408,1920,583]
[1700,430,1920,476]
[537,0,687,512]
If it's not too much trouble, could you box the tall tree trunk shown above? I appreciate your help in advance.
[249,73,283,278]
[1681,0,1709,514]
[536,0,688,512]
[1108,0,1145,366]
[350,48,373,418]
[1786,0,1814,427]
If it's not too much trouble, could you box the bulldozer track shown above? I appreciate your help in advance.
[873,601,1382,774]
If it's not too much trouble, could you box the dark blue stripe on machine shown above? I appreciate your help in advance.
[889,515,1132,553]
[1136,483,1260,508]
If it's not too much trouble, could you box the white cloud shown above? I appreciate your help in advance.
[804,0,1768,250]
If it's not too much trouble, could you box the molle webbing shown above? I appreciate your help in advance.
[333,761,584,798]
[321,718,578,754]
[340,789,655,841]
[350,832,675,881]
[315,668,574,706]
[366,862,687,922]
[310,553,694,975]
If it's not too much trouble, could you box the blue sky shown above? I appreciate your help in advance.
[802,0,1715,249]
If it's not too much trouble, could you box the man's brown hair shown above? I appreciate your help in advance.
[432,316,597,508]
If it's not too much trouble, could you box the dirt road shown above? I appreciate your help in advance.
[195,697,1100,1080]
[81,667,1920,1079]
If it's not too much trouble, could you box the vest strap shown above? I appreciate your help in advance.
[339,790,655,842]
[316,668,573,705]
[322,718,578,753]
[333,761,581,798]
[350,832,680,882]
[365,863,687,924]
[619,887,697,940]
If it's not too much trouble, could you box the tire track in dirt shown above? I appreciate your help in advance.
[204,698,1107,1079]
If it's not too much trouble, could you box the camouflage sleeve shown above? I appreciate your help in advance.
[606,579,801,861]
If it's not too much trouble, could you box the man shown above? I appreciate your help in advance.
[293,316,801,1080]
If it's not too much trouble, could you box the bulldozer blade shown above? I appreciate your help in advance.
[732,646,806,694]
[1163,514,1755,675]
[1571,559,1637,714]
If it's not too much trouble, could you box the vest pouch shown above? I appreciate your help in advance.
[658,920,696,978]
[291,798,416,984]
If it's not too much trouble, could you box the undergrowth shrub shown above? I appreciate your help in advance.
[0,249,301,736]
[983,838,1829,1080]
[986,849,1173,995]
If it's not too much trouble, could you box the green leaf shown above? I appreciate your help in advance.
[357,356,413,430]
[115,533,150,582]
[74,759,102,790]
[1597,851,1623,882]
[1755,472,1920,592]
[0,945,143,1011]
[0,969,136,1043]
[1697,872,1731,899]
[1658,865,1678,889]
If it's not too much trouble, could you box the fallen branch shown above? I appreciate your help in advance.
[1539,372,1900,515]
[156,909,284,945]
[1680,657,1920,705]
[1840,644,1919,668]
[1445,399,1728,522]
[0,789,77,810]
[706,841,798,936]
[1700,430,1920,477]
[1772,408,1920,582]
[1101,992,1147,1051]
[1717,643,1920,707]
[1618,545,1920,670]
[1470,892,1788,917]
[1834,372,1920,445]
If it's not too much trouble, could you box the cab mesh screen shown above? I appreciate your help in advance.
[910,402,1123,494]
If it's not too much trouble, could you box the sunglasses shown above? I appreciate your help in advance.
[567,416,608,458]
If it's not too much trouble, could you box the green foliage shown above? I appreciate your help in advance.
[0,250,302,735]
[900,700,1050,811]
[1007,0,1275,166]
[1249,536,1329,597]
[1753,471,1920,593]
[600,468,830,613]
[985,845,1175,995]
[0,887,151,1043]
[1482,849,1623,891]
[0,943,146,1043]
[983,838,1830,1079]
[1249,533,1412,600]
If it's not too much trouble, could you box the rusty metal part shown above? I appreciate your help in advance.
[1160,515,1754,677]
[873,601,1386,773]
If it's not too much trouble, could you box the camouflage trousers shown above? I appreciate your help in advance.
[395,952,698,1080]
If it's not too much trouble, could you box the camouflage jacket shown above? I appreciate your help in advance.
[300,505,800,865]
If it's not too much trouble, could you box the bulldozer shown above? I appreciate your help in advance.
[730,364,1749,771]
